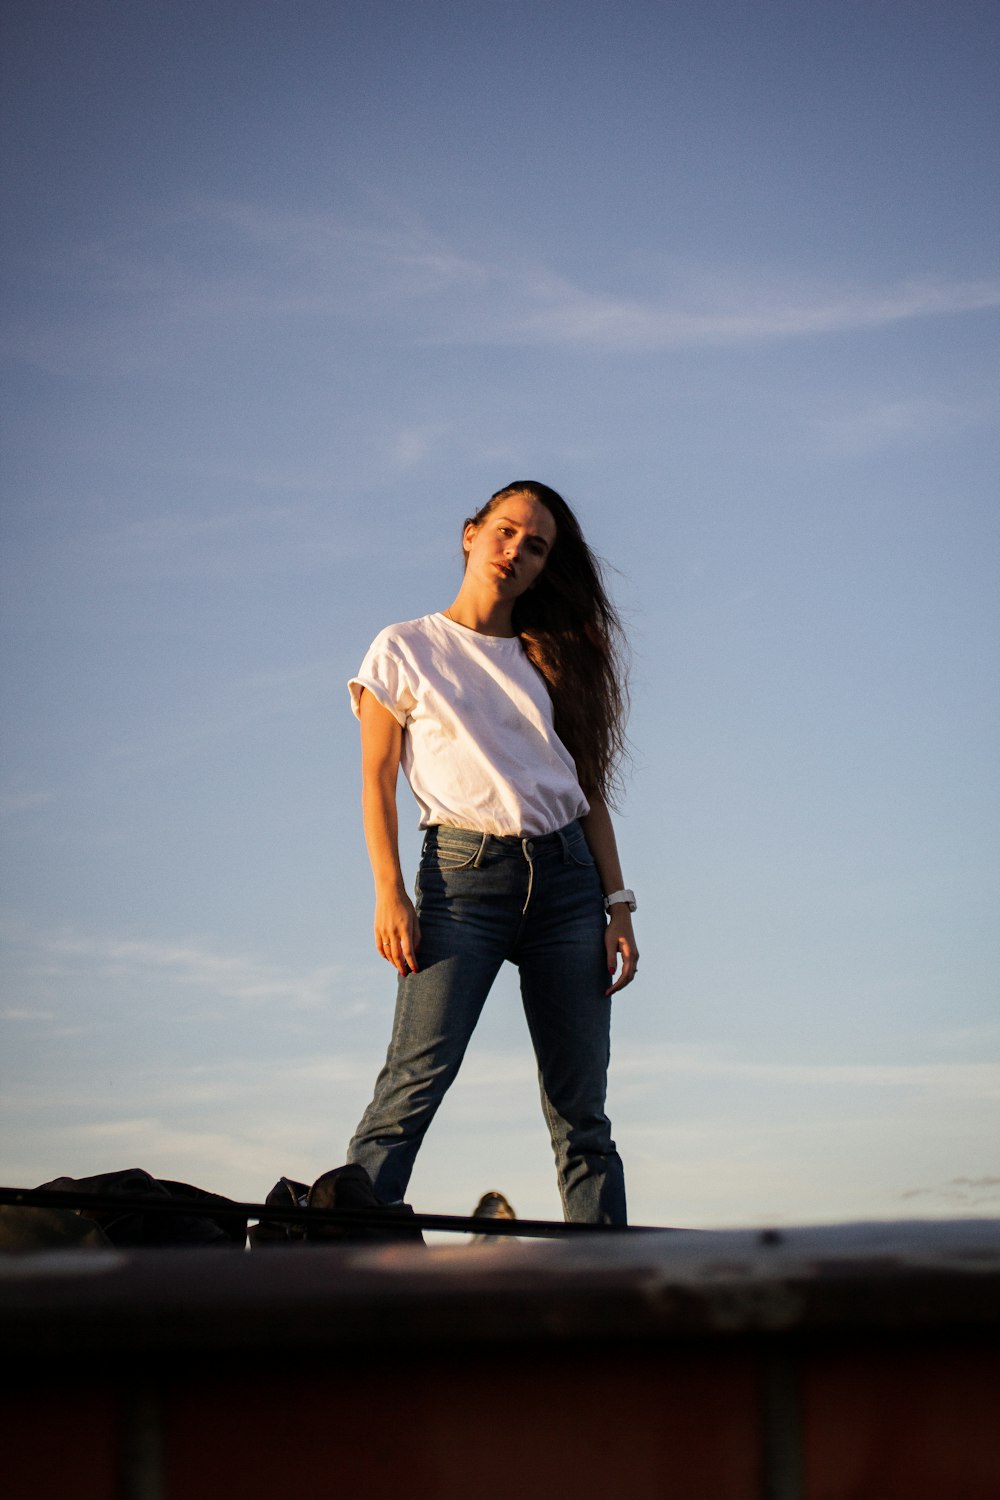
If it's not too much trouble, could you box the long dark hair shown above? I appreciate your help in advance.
[465,481,630,803]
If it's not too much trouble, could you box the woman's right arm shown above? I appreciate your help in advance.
[358,688,421,976]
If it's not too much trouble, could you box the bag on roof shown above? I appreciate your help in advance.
[249,1163,423,1247]
[38,1168,247,1247]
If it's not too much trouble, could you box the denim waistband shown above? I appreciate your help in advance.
[425,819,583,853]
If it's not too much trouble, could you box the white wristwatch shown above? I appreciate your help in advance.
[604,888,637,913]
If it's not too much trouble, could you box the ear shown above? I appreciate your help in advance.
[462,521,478,554]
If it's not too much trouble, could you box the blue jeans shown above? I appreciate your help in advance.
[347,820,627,1225]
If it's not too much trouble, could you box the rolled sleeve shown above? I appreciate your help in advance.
[349,629,417,726]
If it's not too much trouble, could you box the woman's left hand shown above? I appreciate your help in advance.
[605,907,639,995]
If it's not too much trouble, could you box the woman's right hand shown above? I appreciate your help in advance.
[374,887,421,977]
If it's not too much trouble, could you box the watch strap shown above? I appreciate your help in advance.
[605,888,637,913]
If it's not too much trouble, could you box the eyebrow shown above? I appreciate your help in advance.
[495,514,552,548]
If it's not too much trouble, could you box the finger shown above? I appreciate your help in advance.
[383,935,406,978]
[397,913,419,975]
[394,935,412,978]
[392,906,416,978]
[604,933,618,996]
[607,943,638,995]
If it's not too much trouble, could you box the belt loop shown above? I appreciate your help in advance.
[556,825,570,863]
[472,831,489,868]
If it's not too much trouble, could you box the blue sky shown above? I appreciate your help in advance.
[2,0,998,1227]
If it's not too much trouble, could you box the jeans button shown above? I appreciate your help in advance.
[526,840,534,853]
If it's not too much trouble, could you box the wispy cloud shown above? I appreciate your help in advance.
[186,202,1000,348]
[1,922,348,1016]
[11,199,1000,374]
[390,422,453,471]
[0,1050,381,1198]
[815,394,993,455]
[188,198,490,297]
[0,786,56,820]
[45,931,342,1009]
[613,1043,1000,1100]
[485,268,1000,350]
[95,496,376,579]
[901,1176,1000,1209]
[106,504,299,557]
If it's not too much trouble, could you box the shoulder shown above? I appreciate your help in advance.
[356,615,440,667]
[367,614,444,652]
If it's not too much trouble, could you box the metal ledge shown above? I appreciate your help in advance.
[2,1218,998,1358]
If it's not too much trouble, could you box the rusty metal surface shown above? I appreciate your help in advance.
[2,1218,998,1359]
[2,1220,999,1500]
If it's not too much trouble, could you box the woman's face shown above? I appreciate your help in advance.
[463,493,557,598]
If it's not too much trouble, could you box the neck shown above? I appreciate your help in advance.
[443,582,517,637]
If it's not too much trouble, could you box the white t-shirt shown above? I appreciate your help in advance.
[349,613,589,837]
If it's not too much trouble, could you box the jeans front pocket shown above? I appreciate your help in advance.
[420,829,484,874]
[566,836,596,870]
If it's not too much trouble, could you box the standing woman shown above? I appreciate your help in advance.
[346,482,638,1224]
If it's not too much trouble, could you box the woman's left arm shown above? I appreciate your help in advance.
[579,791,639,996]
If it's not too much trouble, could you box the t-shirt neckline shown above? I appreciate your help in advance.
[434,611,521,644]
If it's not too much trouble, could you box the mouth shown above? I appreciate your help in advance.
[495,562,516,581]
